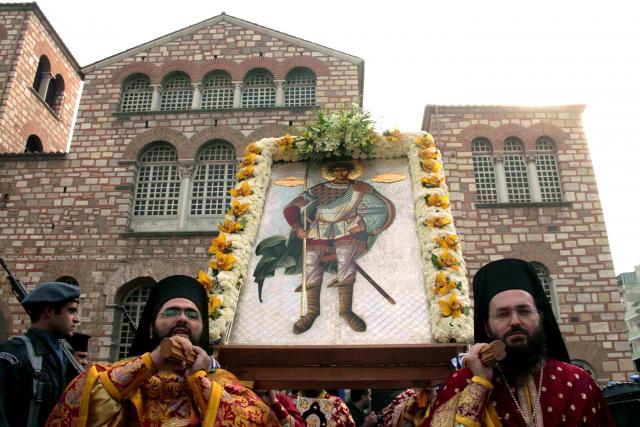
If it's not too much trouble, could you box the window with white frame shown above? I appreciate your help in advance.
[284,67,316,107]
[535,137,563,202]
[190,141,236,217]
[531,261,557,315]
[133,144,180,217]
[160,72,193,111]
[121,74,153,112]
[201,71,234,109]
[471,138,498,203]
[503,138,530,203]
[115,279,154,359]
[242,69,275,108]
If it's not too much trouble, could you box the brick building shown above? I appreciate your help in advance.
[0,5,633,384]
[0,8,363,362]
[0,3,82,153]
[423,105,633,382]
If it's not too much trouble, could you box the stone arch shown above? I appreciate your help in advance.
[457,124,499,151]
[187,127,246,159]
[565,341,605,379]
[509,243,560,274]
[20,121,49,150]
[276,56,330,80]
[193,59,238,83]
[120,128,188,161]
[110,62,159,85]
[526,123,571,151]
[157,61,199,84]
[33,41,65,77]
[235,57,279,81]
[494,123,528,152]
[246,124,294,149]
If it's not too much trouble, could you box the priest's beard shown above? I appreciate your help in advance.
[150,320,196,350]
[492,325,547,376]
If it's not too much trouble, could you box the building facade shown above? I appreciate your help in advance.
[618,265,640,371]
[0,3,82,153]
[0,10,363,361]
[423,105,633,382]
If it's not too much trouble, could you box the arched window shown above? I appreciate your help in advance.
[45,74,65,113]
[201,71,234,109]
[190,141,236,216]
[503,138,530,203]
[160,72,193,111]
[284,67,316,107]
[114,277,155,359]
[242,69,275,108]
[25,135,43,153]
[133,144,180,216]
[471,138,497,203]
[121,74,153,112]
[530,261,558,315]
[535,137,563,202]
[56,276,79,287]
[32,55,51,94]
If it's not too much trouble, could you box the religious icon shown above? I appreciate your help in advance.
[253,159,396,334]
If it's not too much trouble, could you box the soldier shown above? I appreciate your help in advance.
[284,160,395,334]
[0,281,81,427]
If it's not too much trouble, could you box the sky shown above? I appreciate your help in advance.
[19,0,640,274]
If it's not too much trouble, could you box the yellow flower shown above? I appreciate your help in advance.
[420,159,442,173]
[435,271,457,296]
[420,174,445,188]
[236,165,255,180]
[229,181,253,197]
[418,147,441,160]
[276,133,295,150]
[415,133,435,148]
[208,233,231,254]
[239,153,257,167]
[227,200,250,218]
[426,194,450,209]
[383,128,401,143]
[209,250,237,271]
[218,218,243,234]
[433,233,460,250]
[436,249,460,270]
[439,294,463,318]
[244,142,262,156]
[208,295,222,316]
[424,215,452,228]
[197,270,213,292]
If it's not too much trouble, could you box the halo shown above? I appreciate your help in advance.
[320,159,364,181]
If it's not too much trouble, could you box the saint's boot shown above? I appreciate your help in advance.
[338,284,366,332]
[293,283,321,334]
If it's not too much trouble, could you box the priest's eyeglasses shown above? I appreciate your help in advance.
[489,306,539,324]
[159,308,201,320]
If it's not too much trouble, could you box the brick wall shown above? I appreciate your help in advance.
[0,8,82,153]
[424,105,633,382]
[0,17,362,361]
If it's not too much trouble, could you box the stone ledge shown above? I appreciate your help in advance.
[475,201,573,209]
[112,105,319,118]
[121,230,219,238]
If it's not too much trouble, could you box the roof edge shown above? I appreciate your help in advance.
[81,13,363,74]
[1,2,83,76]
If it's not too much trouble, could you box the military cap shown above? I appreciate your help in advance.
[22,281,81,308]
[67,332,91,352]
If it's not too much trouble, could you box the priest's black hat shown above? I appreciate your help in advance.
[128,275,209,357]
[67,332,91,352]
[472,258,570,363]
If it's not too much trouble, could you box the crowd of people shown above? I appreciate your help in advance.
[0,259,617,426]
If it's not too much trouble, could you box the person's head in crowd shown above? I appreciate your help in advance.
[349,389,371,408]
[67,332,91,367]
[128,275,209,357]
[473,258,569,374]
[22,281,81,338]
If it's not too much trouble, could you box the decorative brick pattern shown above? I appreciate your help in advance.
[424,105,632,383]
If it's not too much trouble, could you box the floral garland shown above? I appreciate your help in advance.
[197,119,472,343]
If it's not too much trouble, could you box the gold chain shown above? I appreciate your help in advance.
[497,360,545,426]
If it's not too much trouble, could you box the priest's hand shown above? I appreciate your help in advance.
[185,345,210,377]
[465,343,494,381]
[150,337,189,372]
